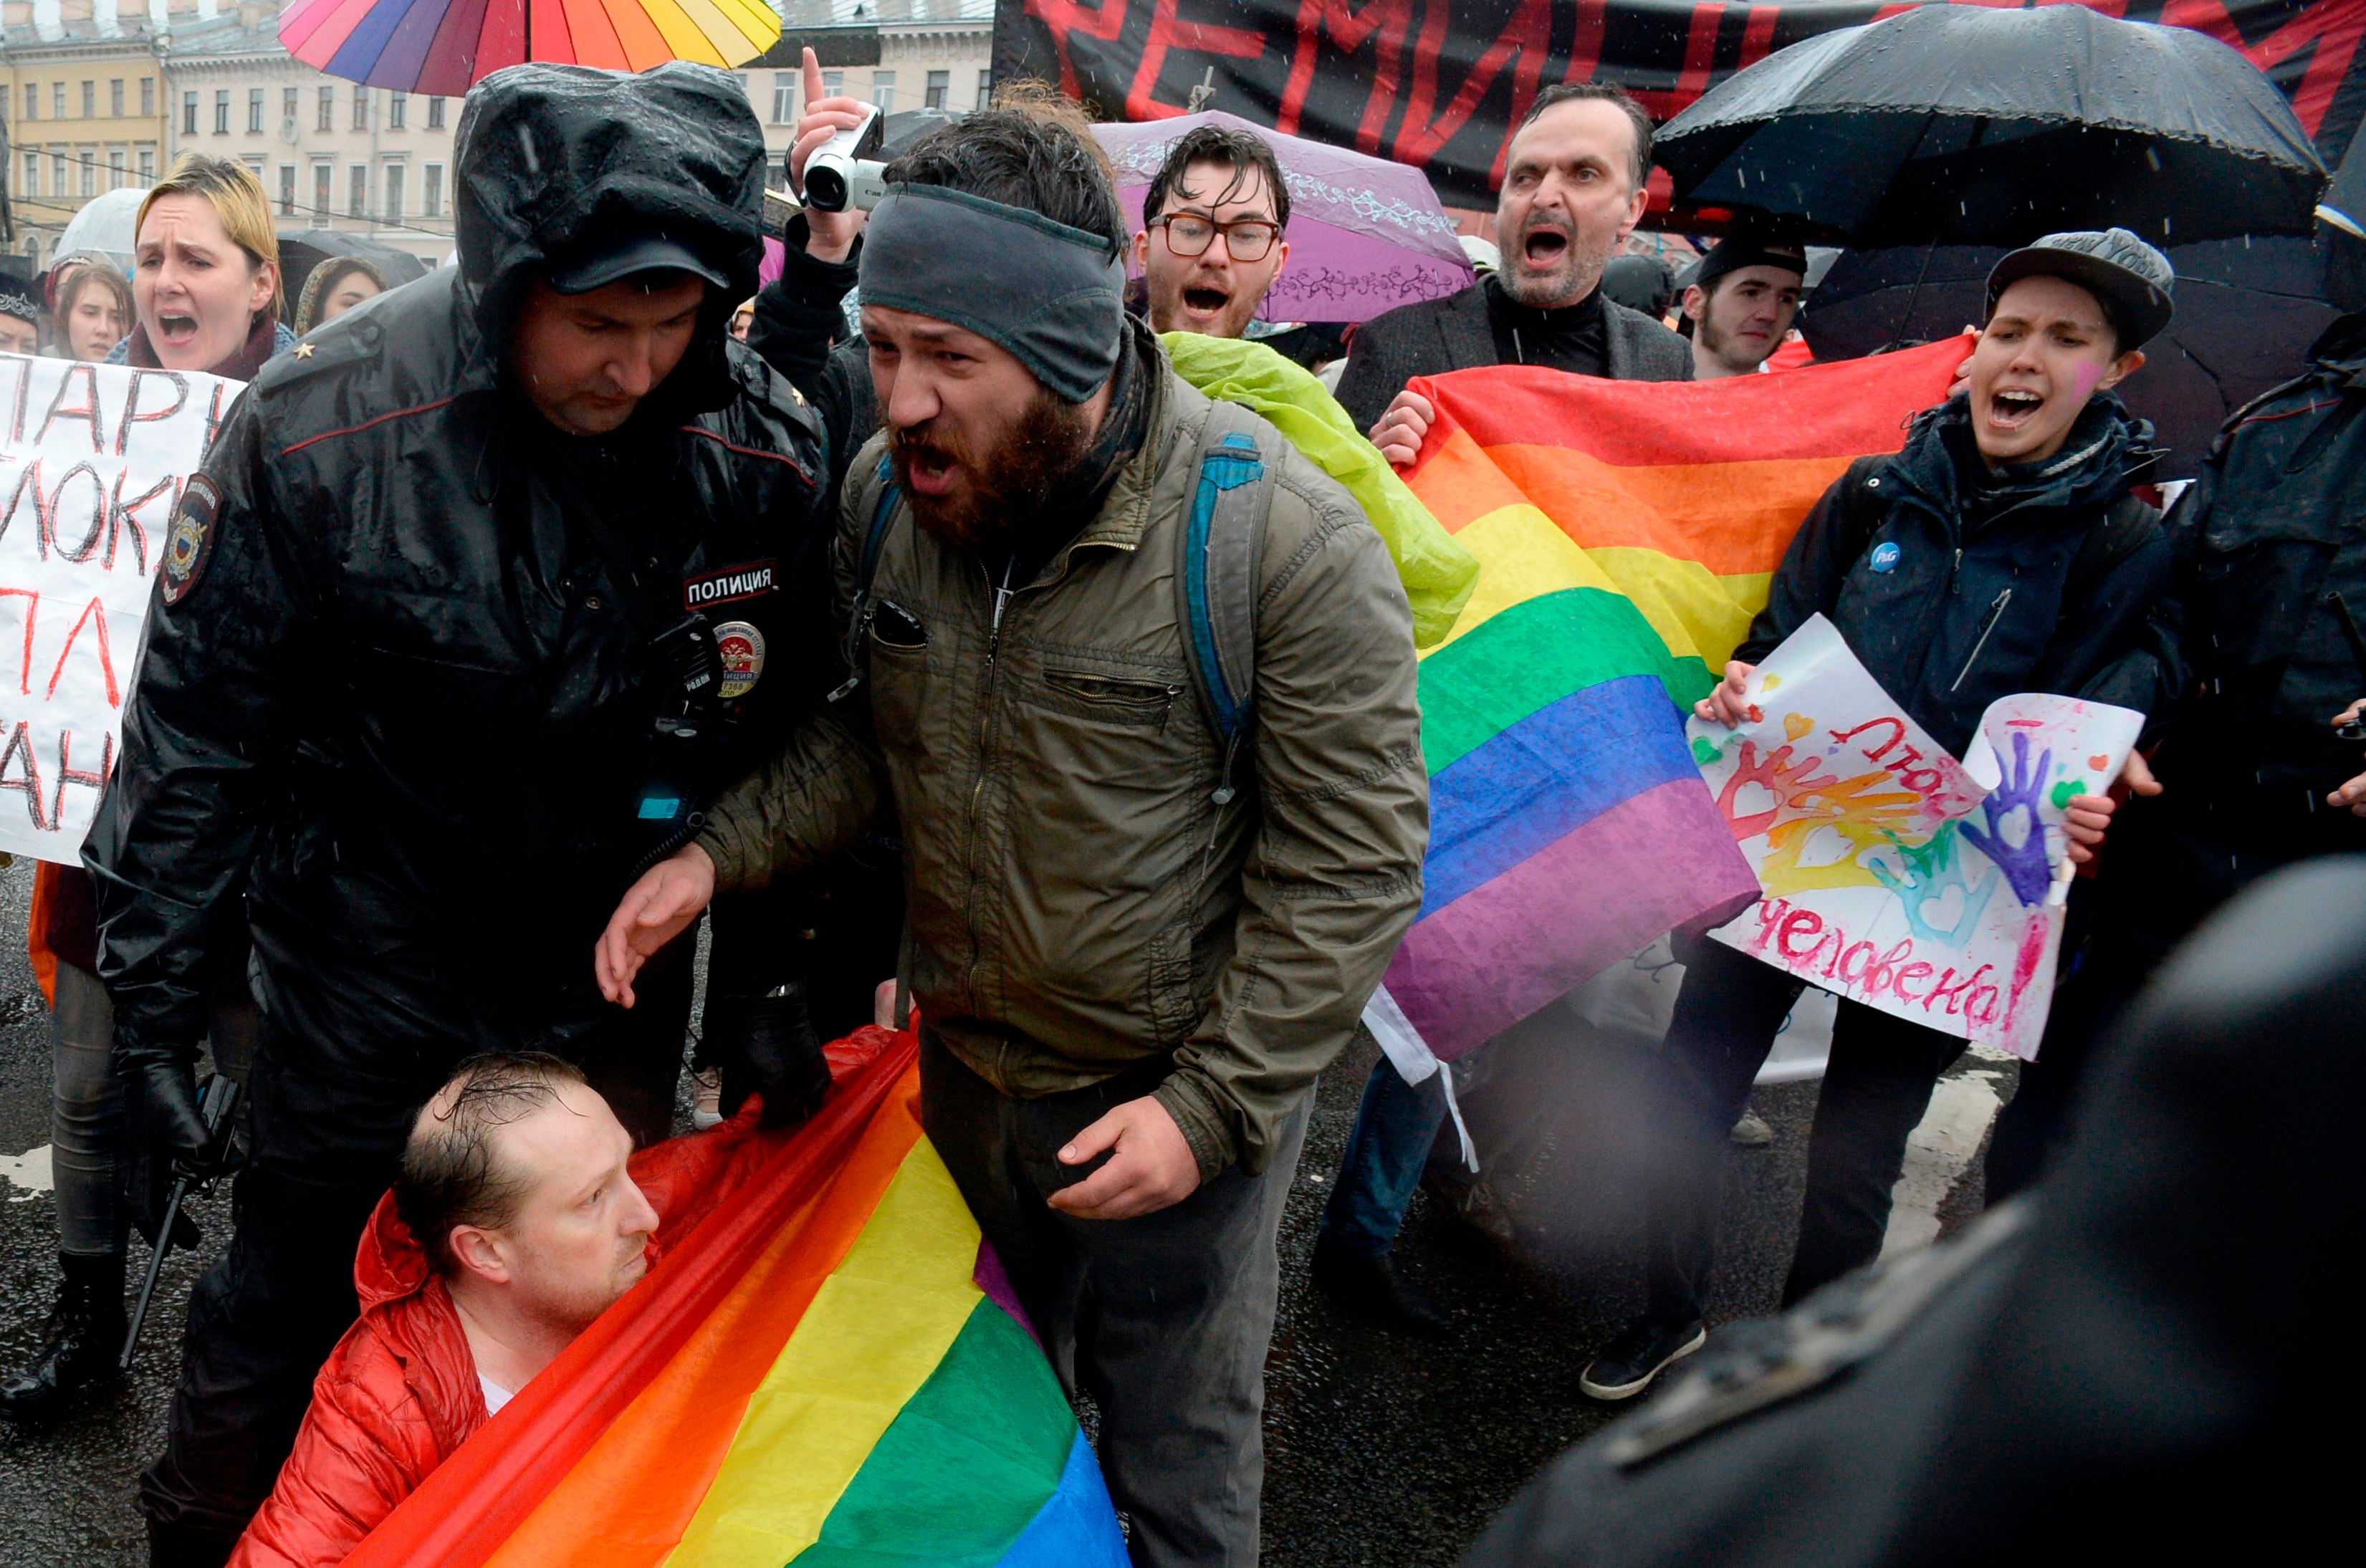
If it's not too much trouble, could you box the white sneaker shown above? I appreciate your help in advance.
[691,1067,724,1130]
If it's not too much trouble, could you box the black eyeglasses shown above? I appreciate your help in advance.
[1151,212,1282,263]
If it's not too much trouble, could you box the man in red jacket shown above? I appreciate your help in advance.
[226,1052,776,1568]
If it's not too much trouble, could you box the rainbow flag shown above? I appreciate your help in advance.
[344,1031,1126,1568]
[1366,338,1970,1072]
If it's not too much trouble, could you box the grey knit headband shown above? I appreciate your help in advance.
[858,183,1127,403]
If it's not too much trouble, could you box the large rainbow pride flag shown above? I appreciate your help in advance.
[1366,337,1970,1076]
[344,1029,1126,1568]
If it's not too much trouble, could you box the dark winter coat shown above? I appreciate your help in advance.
[2143,311,2366,812]
[1738,393,2174,757]
[1332,277,1692,433]
[87,64,828,1167]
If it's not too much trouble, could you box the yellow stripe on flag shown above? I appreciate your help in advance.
[661,1140,985,1567]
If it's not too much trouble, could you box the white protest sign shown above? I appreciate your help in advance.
[1689,615,2143,1059]
[0,352,242,865]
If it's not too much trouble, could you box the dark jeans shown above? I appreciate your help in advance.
[1316,1054,1445,1259]
[1646,935,1965,1326]
[919,1029,1308,1568]
[139,947,693,1567]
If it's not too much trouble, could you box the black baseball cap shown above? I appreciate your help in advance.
[1695,225,1809,291]
[1985,229,2175,350]
[546,232,731,295]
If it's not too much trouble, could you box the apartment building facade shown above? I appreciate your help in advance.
[163,4,457,267]
[1,0,171,269]
[744,0,994,169]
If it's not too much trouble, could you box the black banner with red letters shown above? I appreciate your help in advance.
[994,0,2366,213]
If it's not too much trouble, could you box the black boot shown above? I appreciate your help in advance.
[0,1251,127,1428]
[711,981,834,1129]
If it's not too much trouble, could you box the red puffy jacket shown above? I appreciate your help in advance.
[227,1098,783,1568]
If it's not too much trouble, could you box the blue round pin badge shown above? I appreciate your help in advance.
[1869,541,1901,574]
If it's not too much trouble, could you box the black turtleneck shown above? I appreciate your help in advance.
[1483,274,1609,377]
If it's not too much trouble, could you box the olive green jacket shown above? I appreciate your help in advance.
[697,340,1428,1179]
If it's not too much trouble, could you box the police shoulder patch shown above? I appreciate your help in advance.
[161,473,222,607]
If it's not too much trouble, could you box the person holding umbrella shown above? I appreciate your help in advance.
[1590,230,2179,1403]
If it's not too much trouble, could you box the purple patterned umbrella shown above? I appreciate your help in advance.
[1092,110,1474,325]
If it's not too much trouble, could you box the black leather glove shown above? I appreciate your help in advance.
[120,1060,212,1249]
[712,980,833,1129]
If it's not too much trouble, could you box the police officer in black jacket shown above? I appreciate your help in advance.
[84,64,828,1567]
[1581,232,2179,1408]
[1985,207,2366,1198]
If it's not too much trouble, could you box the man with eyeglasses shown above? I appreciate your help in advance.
[1134,125,1292,342]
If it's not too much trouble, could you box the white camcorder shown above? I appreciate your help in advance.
[803,106,888,214]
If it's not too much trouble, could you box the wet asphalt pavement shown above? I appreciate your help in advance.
[0,854,1998,1567]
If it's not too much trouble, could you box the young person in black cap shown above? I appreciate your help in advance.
[1682,226,1809,380]
[1583,229,2180,1403]
[1983,193,2366,1198]
[85,64,828,1566]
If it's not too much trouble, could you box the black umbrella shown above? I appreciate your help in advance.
[1657,4,2325,248]
[275,229,432,311]
[1801,237,2337,478]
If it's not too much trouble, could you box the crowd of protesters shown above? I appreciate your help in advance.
[0,34,2357,1568]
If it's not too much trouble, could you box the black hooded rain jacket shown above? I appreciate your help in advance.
[86,63,828,1173]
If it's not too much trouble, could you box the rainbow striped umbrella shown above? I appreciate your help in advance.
[279,0,782,98]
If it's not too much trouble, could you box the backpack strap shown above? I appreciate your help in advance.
[828,455,902,703]
[1178,400,1277,804]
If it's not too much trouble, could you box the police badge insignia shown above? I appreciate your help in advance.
[161,474,222,607]
[716,620,766,701]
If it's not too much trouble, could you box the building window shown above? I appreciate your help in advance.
[182,92,197,135]
[313,162,332,218]
[243,155,264,187]
[54,84,66,119]
[22,84,35,122]
[389,92,406,130]
[772,72,795,125]
[20,150,37,198]
[284,87,298,124]
[82,81,95,117]
[349,164,368,218]
[427,96,446,130]
[871,72,894,115]
[107,148,126,188]
[249,89,265,134]
[319,85,335,132]
[823,70,843,97]
[214,90,230,135]
[926,70,948,110]
[978,69,992,108]
[278,164,296,216]
[79,150,97,198]
[138,146,155,181]
[422,163,444,220]
[110,79,125,117]
[52,151,67,192]
[353,89,369,133]
[383,163,405,223]
[140,77,155,117]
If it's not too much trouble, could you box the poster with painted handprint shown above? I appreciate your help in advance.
[1688,615,2143,1059]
